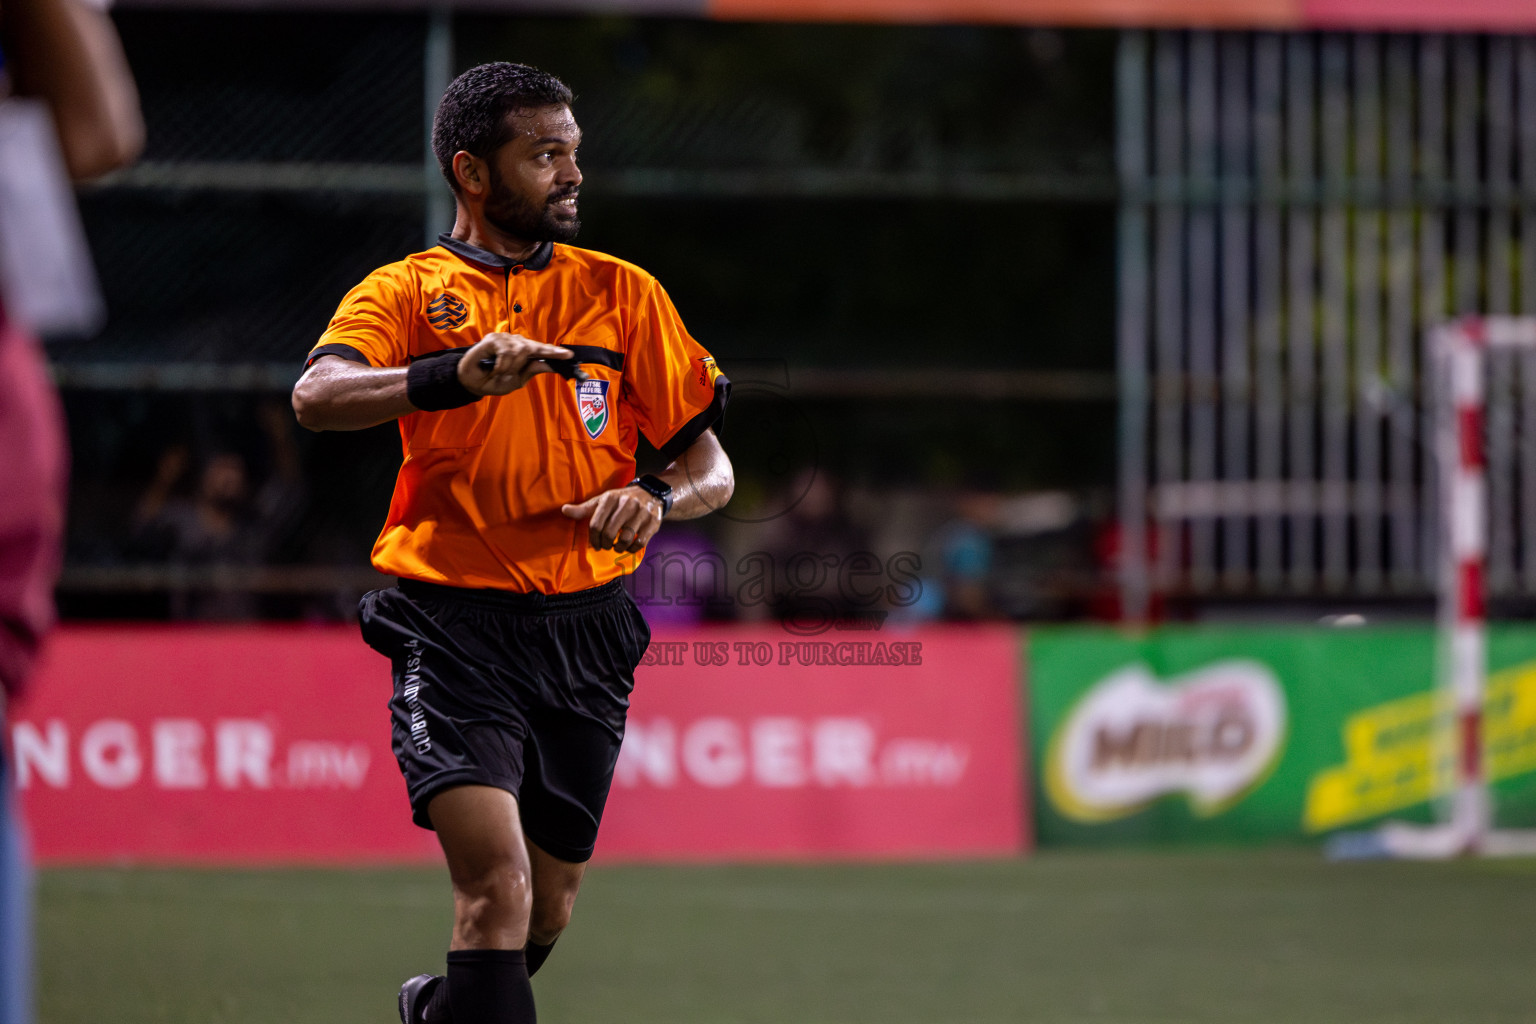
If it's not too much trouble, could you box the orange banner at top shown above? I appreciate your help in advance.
[707,0,1536,29]
[1303,0,1536,30]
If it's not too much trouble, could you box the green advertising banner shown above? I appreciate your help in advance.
[1028,626,1536,845]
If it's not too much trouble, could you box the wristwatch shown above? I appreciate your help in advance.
[630,474,674,517]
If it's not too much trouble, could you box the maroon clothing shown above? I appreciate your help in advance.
[0,306,66,700]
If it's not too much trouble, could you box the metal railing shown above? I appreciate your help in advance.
[1117,30,1536,616]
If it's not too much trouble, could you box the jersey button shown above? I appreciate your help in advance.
[513,303,523,313]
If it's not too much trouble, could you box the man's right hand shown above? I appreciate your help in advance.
[459,334,574,396]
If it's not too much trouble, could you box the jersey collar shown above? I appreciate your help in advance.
[437,233,554,272]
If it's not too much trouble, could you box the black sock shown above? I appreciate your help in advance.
[445,949,536,1024]
[526,939,558,977]
[421,975,454,1023]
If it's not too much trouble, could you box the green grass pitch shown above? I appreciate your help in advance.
[37,849,1536,1024]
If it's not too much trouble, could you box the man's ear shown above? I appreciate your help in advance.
[452,151,486,196]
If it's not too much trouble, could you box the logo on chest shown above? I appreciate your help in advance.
[576,379,610,439]
[426,292,468,330]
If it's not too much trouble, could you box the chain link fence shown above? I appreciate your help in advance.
[58,12,1122,622]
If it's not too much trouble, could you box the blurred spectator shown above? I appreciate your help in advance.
[0,0,142,1019]
[753,468,876,631]
[931,487,1002,620]
[132,401,306,619]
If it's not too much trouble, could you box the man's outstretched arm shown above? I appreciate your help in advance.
[291,334,573,432]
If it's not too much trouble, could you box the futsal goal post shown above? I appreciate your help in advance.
[1333,315,1536,859]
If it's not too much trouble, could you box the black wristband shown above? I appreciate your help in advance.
[406,355,481,411]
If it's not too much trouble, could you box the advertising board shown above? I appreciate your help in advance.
[1029,626,1536,844]
[9,624,1026,864]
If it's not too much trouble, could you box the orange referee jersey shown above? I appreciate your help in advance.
[306,234,729,595]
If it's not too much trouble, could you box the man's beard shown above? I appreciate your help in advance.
[483,167,580,244]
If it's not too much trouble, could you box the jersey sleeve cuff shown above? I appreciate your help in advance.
[304,343,373,369]
[656,375,731,464]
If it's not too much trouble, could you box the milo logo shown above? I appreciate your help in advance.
[1045,660,1287,822]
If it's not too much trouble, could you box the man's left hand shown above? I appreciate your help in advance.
[561,485,665,553]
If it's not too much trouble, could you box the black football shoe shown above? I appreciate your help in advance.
[398,974,443,1024]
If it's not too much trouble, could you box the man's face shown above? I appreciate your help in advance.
[480,104,583,244]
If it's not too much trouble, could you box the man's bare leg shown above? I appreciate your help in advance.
[432,785,532,949]
[525,839,587,975]
[418,785,536,1023]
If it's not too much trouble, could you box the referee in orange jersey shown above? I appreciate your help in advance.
[292,63,733,1024]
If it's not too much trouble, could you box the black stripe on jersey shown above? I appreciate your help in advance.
[407,346,623,373]
[306,344,623,375]
[656,375,731,464]
[409,347,472,363]
[304,343,372,369]
[563,346,624,372]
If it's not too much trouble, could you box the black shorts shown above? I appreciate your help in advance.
[358,578,651,863]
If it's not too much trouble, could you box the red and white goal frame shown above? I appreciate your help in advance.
[1338,315,1536,859]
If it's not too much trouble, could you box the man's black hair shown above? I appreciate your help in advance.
[432,62,573,193]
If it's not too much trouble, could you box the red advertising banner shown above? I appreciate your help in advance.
[112,0,1536,30]
[603,625,1027,860]
[8,624,1027,865]
[708,0,1536,28]
[1299,0,1536,30]
[707,0,1299,27]
[10,626,439,866]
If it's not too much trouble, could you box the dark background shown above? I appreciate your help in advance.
[58,12,1120,619]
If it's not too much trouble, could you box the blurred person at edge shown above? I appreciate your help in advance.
[0,0,142,1021]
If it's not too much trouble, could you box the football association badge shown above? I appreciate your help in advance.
[577,378,610,439]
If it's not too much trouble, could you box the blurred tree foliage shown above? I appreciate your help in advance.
[457,18,1117,372]
[458,18,1114,175]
